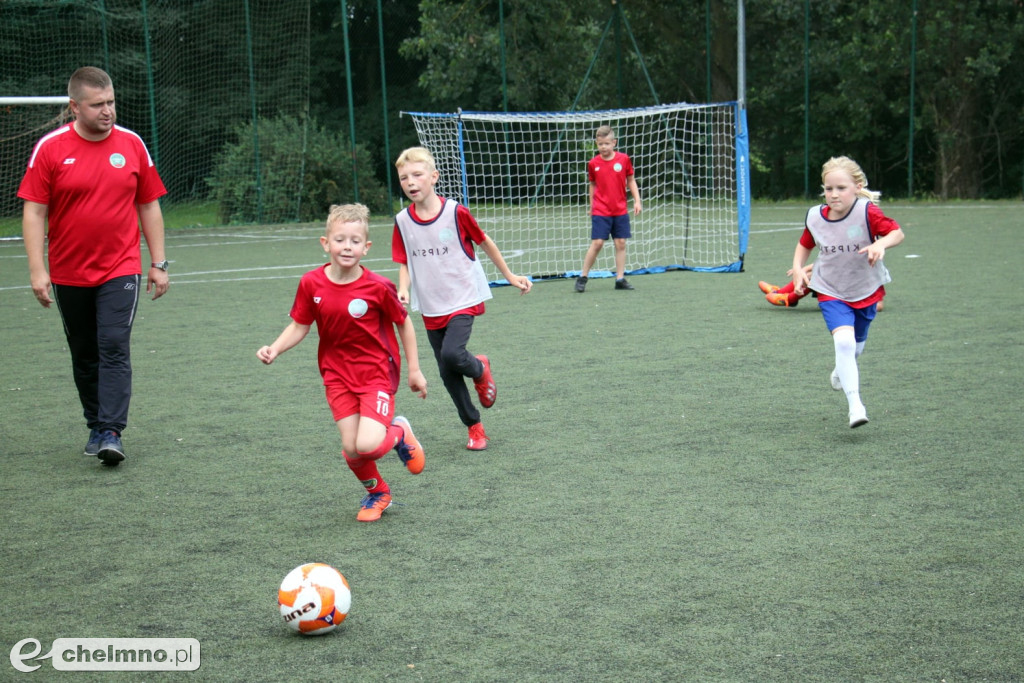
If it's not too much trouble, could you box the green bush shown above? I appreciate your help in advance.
[206,115,388,224]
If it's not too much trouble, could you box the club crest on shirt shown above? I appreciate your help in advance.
[847,225,864,240]
[438,227,455,243]
[348,298,368,318]
[613,162,623,172]
[109,153,126,169]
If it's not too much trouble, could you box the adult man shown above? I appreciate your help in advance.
[18,66,169,466]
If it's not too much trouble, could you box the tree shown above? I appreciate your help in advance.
[915,0,1024,198]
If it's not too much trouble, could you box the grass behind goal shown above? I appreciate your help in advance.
[0,202,1021,680]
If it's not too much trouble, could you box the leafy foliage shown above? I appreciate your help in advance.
[206,115,389,224]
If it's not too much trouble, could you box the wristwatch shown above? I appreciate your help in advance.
[151,260,169,271]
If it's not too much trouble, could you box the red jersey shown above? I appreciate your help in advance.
[392,200,487,330]
[588,151,634,217]
[289,265,408,393]
[18,124,167,287]
[799,202,901,307]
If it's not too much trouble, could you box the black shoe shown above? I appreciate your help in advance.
[615,278,634,290]
[575,276,588,293]
[84,428,102,456]
[97,430,125,466]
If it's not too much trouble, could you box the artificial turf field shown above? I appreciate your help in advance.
[1,201,1021,681]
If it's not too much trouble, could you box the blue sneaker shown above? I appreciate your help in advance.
[97,430,125,466]
[84,429,102,456]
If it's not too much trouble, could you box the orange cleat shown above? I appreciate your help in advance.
[758,280,780,294]
[392,416,425,475]
[474,355,496,408]
[466,422,489,451]
[356,491,392,522]
[766,291,797,307]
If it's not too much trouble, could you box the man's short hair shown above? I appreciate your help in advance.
[68,66,113,101]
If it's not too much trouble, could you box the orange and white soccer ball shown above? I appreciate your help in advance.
[278,563,351,635]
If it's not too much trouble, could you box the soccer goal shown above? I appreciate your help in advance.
[404,101,750,283]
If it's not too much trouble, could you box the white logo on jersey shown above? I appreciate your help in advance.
[348,298,368,318]
[63,158,76,165]
[313,296,322,304]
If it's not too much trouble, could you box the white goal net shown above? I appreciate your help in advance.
[404,102,750,283]
[1,96,70,219]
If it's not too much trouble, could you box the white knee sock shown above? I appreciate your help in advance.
[856,340,866,358]
[833,327,863,410]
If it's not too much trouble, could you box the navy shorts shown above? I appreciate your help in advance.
[591,214,631,240]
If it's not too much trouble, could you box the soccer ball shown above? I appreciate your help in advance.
[278,563,351,635]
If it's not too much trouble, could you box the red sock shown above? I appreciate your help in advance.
[355,424,403,460]
[776,280,809,304]
[343,450,389,494]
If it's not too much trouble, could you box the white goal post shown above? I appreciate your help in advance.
[404,101,750,284]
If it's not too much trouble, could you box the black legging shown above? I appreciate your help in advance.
[425,314,485,427]
[52,274,140,433]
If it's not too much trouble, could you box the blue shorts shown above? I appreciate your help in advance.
[591,214,631,241]
[819,299,878,343]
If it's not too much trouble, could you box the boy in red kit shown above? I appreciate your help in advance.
[758,265,884,311]
[392,147,532,451]
[790,156,904,428]
[575,125,642,292]
[258,204,427,523]
[759,265,814,307]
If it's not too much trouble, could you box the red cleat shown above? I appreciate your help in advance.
[473,355,496,408]
[466,422,489,451]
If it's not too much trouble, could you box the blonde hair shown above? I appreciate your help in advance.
[68,66,112,101]
[821,156,881,203]
[326,203,370,237]
[595,125,615,140]
[395,146,436,171]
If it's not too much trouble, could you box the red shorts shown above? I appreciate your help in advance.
[325,386,395,425]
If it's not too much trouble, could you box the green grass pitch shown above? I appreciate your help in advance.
[1,201,1022,680]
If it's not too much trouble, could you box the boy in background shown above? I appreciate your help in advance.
[575,125,642,292]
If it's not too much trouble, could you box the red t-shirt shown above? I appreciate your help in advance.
[392,200,486,330]
[799,202,901,307]
[18,124,167,287]
[289,265,408,393]
[588,151,634,217]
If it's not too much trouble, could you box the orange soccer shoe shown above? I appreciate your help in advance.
[474,355,496,408]
[466,422,489,451]
[766,291,797,307]
[758,281,780,294]
[392,416,425,475]
[356,491,393,522]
